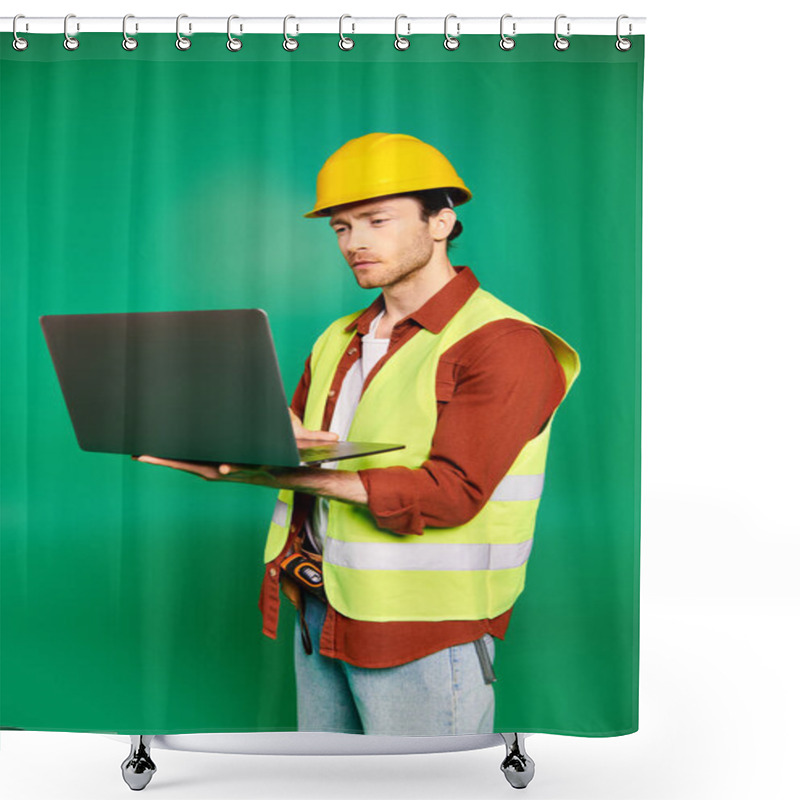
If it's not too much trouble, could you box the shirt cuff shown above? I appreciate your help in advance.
[358,468,425,535]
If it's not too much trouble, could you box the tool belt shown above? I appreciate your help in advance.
[279,534,326,656]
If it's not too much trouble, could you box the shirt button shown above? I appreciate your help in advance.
[347,347,357,356]
[328,389,336,397]
[269,568,277,578]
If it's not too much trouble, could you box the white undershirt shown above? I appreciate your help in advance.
[304,310,390,555]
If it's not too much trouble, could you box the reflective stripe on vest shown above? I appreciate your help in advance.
[325,537,533,572]
[271,499,289,528]
[489,473,544,502]
[263,489,295,564]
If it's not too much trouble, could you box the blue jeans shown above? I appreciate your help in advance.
[294,592,496,735]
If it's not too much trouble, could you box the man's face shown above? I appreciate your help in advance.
[328,196,438,290]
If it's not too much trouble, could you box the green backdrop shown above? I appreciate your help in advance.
[0,33,643,736]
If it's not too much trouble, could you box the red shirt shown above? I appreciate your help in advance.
[259,266,567,668]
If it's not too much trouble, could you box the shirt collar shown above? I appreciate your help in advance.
[345,266,480,335]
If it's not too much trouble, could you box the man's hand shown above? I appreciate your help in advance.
[289,408,339,443]
[131,455,283,485]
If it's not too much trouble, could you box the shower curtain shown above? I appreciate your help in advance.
[0,29,643,738]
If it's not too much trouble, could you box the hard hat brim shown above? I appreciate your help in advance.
[304,187,472,219]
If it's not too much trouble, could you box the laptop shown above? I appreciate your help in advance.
[40,309,405,467]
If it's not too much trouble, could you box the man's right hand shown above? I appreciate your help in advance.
[289,408,339,443]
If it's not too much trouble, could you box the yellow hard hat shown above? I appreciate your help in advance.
[304,132,472,218]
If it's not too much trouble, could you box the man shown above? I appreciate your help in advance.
[136,132,580,736]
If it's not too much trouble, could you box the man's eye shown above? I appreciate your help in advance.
[372,219,388,224]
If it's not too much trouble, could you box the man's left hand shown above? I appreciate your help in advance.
[132,455,284,486]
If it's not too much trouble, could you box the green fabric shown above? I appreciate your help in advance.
[0,33,644,736]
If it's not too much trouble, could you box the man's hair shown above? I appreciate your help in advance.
[404,188,465,254]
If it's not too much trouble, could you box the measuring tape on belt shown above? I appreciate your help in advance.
[279,553,326,601]
[280,552,325,656]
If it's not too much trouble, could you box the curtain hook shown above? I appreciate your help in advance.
[499,14,515,51]
[443,14,460,51]
[176,14,191,50]
[283,15,299,51]
[12,14,29,51]
[615,14,632,51]
[227,15,243,51]
[339,15,355,50]
[394,15,410,50]
[63,13,79,51]
[554,14,570,51]
[122,15,138,51]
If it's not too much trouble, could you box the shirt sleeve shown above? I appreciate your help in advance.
[357,320,567,535]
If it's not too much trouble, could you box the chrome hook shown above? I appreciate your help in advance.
[554,14,570,51]
[616,14,632,51]
[12,14,29,51]
[283,15,299,51]
[122,14,138,51]
[64,13,79,51]
[394,15,410,50]
[499,14,515,51]
[339,14,354,50]
[443,14,460,51]
[227,15,243,51]
[176,14,191,50]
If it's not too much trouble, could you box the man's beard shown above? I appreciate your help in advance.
[353,236,435,290]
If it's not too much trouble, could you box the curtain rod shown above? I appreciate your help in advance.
[2,16,646,36]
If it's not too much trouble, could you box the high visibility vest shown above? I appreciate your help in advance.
[263,287,580,622]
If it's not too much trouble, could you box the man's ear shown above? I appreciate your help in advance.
[432,208,457,242]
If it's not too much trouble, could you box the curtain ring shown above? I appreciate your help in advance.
[176,14,191,50]
[12,14,29,51]
[227,15,243,51]
[394,15,410,50]
[615,15,632,51]
[339,15,355,50]
[63,13,79,51]
[283,15,299,51]
[122,15,138,51]
[554,14,570,51]
[443,14,460,51]
[499,14,515,51]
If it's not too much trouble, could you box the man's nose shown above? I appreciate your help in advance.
[346,223,373,252]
